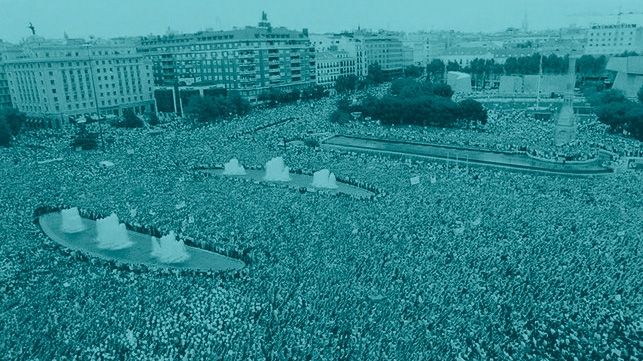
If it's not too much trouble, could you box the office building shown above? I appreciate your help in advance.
[2,36,155,125]
[585,23,643,55]
[357,31,405,78]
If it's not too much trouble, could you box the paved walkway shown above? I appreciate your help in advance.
[322,135,612,175]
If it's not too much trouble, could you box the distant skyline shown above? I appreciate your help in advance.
[2,0,643,43]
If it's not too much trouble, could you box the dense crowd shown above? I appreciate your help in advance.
[1,87,643,360]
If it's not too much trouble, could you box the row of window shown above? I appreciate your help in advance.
[7,58,145,69]
[588,43,633,47]
[41,49,134,58]
[589,31,635,36]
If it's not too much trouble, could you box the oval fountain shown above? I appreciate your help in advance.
[38,207,245,272]
[200,157,377,199]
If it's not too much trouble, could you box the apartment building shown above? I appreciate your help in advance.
[309,33,367,78]
[0,42,13,108]
[137,14,316,103]
[2,36,154,124]
[315,51,357,91]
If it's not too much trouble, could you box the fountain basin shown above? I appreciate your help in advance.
[203,168,375,198]
[39,212,244,272]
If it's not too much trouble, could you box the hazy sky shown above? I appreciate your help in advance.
[1,0,643,43]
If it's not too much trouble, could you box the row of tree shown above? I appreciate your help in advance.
[425,53,611,83]
[183,91,252,123]
[588,85,643,141]
[334,79,487,128]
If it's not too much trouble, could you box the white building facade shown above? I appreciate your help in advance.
[3,37,155,123]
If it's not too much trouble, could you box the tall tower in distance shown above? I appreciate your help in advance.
[554,56,578,146]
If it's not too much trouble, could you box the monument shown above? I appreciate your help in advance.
[554,56,578,146]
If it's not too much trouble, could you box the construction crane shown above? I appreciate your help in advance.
[567,8,643,24]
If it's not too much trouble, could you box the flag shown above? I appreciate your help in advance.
[410,176,420,185]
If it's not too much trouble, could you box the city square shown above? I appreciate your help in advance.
[1,1,643,360]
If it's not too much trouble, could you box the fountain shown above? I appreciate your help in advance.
[311,169,338,189]
[150,231,190,264]
[95,213,134,250]
[60,207,86,233]
[222,158,247,175]
[263,157,291,181]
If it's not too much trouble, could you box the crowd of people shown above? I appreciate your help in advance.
[1,85,643,360]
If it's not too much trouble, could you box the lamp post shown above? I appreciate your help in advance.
[83,43,105,152]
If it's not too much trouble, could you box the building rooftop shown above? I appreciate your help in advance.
[139,26,308,46]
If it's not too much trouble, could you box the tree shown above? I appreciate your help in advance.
[446,61,461,72]
[625,106,643,140]
[430,83,454,98]
[458,98,488,126]
[366,63,387,84]
[335,74,359,93]
[427,59,445,82]
[184,95,232,123]
[228,91,251,116]
[588,89,626,107]
[404,65,423,78]
[122,109,144,128]
[576,55,606,77]
[615,51,639,57]
[0,107,26,136]
[147,112,160,126]
[543,54,566,74]
[0,118,11,147]
[594,99,633,132]
[503,57,519,75]
[391,78,422,96]
[581,80,605,99]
